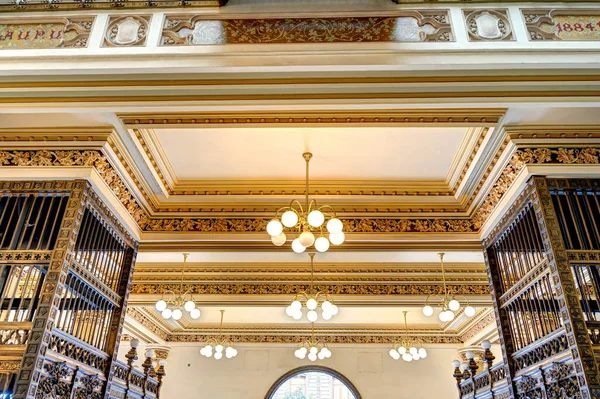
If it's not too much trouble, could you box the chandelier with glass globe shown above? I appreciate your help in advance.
[285,253,339,322]
[266,152,345,253]
[154,253,201,321]
[389,311,428,362]
[200,310,238,360]
[422,253,475,322]
[294,323,332,362]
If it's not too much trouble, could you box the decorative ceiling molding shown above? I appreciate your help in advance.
[130,282,490,296]
[459,309,496,343]
[125,307,170,341]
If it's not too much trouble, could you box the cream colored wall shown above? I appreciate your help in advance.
[149,344,462,399]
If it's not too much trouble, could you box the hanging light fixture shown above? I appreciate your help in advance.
[294,322,332,361]
[200,310,238,360]
[285,253,339,322]
[422,253,475,322]
[389,311,428,362]
[155,253,201,321]
[267,152,344,253]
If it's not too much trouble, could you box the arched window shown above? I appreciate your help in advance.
[265,366,361,399]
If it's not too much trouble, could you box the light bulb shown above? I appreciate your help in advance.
[448,299,460,312]
[389,349,399,360]
[324,348,332,358]
[464,306,476,317]
[145,349,155,358]
[294,349,301,359]
[308,353,317,362]
[267,219,283,237]
[281,210,299,227]
[307,310,318,322]
[465,351,475,360]
[190,308,201,319]
[298,349,306,359]
[413,353,421,361]
[299,231,315,247]
[226,351,234,359]
[292,239,306,253]
[481,340,492,350]
[172,309,183,320]
[306,298,318,310]
[329,232,345,245]
[292,310,303,320]
[322,311,332,320]
[130,338,139,349]
[216,344,224,353]
[232,348,238,357]
[214,352,223,360]
[326,218,343,234]
[422,305,434,317]
[307,210,325,227]
[409,347,417,355]
[418,348,427,358]
[286,306,295,317]
[439,311,448,322]
[161,308,172,319]
[271,232,287,246]
[155,300,167,312]
[446,310,455,321]
[291,300,302,310]
[310,347,318,355]
[329,304,339,315]
[184,300,195,312]
[402,353,413,362]
[452,360,461,368]
[318,352,325,360]
[314,236,330,252]
[300,347,307,356]
[398,346,407,355]
[321,301,332,311]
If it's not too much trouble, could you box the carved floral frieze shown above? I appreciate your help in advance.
[160,11,454,46]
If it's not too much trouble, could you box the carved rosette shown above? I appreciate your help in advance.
[160,11,454,46]
[104,15,151,47]
[463,9,513,41]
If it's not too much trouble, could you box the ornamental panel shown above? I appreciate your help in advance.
[103,15,151,47]
[160,11,454,45]
[522,9,600,41]
[0,17,94,49]
[463,9,513,41]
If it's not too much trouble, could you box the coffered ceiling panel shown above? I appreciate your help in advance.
[154,127,468,182]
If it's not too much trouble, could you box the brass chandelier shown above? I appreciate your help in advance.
[422,253,475,322]
[266,152,344,253]
[200,310,238,360]
[155,253,201,320]
[294,322,332,361]
[285,253,339,322]
[389,311,428,362]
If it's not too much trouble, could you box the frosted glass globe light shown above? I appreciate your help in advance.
[130,338,140,349]
[214,352,223,360]
[329,232,345,245]
[439,311,448,322]
[226,351,234,359]
[389,349,399,360]
[291,300,302,310]
[286,306,295,317]
[418,348,427,358]
[310,347,318,355]
[292,310,303,320]
[413,353,421,361]
[307,310,318,322]
[329,304,339,316]
[314,236,330,252]
[281,210,299,227]
[306,298,318,310]
[161,308,172,319]
[402,353,413,362]
[294,349,301,358]
[271,232,287,246]
[216,344,224,353]
[323,348,331,358]
[326,218,343,234]
[321,301,332,312]
[307,210,325,227]
[145,349,155,359]
[322,311,332,320]
[398,346,407,355]
[172,309,183,320]
[481,340,492,350]
[155,300,167,312]
[184,300,196,312]
[409,347,417,355]
[190,308,201,319]
[452,360,461,368]
[292,239,306,253]
[267,219,283,236]
[446,310,455,321]
[232,348,238,357]
[318,352,325,360]
[299,231,315,247]
[465,306,476,317]
[308,353,317,362]
[448,299,460,312]
[422,305,434,317]
[298,350,306,359]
